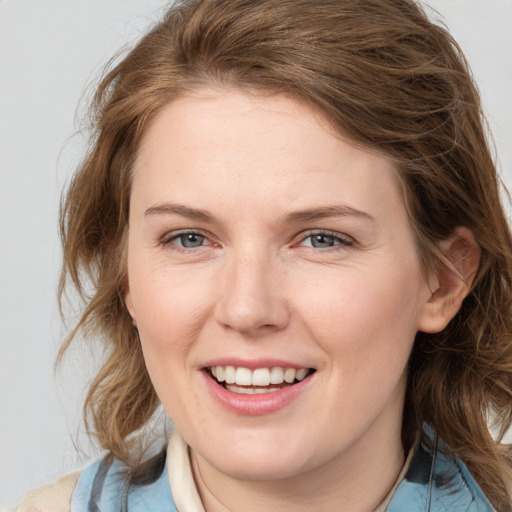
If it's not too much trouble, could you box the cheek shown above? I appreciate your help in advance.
[300,264,423,366]
[128,268,219,420]
[129,263,213,351]
[130,272,207,408]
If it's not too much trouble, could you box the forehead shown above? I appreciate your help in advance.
[132,88,406,225]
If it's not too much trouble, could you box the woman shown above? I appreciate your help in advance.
[17,0,512,510]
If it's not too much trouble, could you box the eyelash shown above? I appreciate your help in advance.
[159,229,354,253]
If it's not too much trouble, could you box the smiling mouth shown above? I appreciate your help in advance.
[207,366,315,394]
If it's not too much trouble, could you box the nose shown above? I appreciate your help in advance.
[214,250,290,336]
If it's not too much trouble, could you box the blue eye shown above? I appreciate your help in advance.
[162,231,209,249]
[176,233,206,248]
[300,232,353,249]
[309,234,337,248]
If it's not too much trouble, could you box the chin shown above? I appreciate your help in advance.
[195,429,319,481]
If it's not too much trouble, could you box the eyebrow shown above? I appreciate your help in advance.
[144,202,375,224]
[282,205,375,224]
[145,203,214,223]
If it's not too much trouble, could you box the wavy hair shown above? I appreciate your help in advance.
[59,0,512,508]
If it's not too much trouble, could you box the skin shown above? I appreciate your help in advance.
[125,88,478,511]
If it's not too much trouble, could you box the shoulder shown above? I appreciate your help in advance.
[15,453,172,512]
[71,448,180,512]
[386,426,497,511]
[14,431,195,512]
[16,472,80,512]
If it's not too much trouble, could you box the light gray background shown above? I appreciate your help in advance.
[1,0,511,508]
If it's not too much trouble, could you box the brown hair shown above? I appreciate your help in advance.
[59,0,512,507]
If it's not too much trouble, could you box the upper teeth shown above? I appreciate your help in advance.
[210,366,309,386]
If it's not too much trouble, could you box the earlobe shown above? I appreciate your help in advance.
[418,227,481,334]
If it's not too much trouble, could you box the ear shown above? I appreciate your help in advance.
[418,227,481,333]
[124,284,137,327]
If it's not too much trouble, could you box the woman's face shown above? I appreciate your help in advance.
[126,88,434,482]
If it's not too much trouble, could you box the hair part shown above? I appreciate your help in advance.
[59,0,512,507]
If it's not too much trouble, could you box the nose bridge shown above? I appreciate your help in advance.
[215,243,289,335]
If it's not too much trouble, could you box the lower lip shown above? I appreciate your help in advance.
[202,371,314,416]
